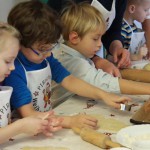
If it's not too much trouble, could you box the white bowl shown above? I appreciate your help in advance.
[116,125,150,148]
[132,140,150,150]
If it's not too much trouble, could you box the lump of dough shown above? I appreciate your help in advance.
[143,63,150,70]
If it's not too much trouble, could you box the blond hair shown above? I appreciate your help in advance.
[0,22,21,40]
[61,2,106,41]
[0,23,21,52]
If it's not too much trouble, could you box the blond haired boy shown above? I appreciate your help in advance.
[52,2,150,105]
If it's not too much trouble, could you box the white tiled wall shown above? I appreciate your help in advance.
[0,0,29,22]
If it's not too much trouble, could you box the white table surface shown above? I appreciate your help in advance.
[0,94,149,150]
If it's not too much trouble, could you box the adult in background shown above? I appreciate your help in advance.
[142,8,150,59]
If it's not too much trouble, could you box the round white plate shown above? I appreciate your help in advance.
[116,125,150,148]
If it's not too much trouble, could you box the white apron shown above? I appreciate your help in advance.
[0,86,12,127]
[124,19,146,54]
[91,0,116,57]
[19,59,52,112]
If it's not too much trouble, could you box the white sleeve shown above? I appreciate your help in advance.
[60,55,121,93]
[53,44,120,93]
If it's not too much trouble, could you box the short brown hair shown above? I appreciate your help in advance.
[61,2,106,41]
[8,0,62,47]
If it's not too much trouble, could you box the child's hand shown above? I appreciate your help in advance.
[139,44,148,57]
[20,116,49,136]
[43,115,63,136]
[37,111,63,136]
[102,92,131,109]
[62,114,98,130]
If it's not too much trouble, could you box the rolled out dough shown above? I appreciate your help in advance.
[91,114,129,131]
[22,146,69,150]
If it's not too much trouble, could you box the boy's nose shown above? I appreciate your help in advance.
[9,65,15,71]
[42,51,51,58]
[146,10,150,16]
[98,40,102,48]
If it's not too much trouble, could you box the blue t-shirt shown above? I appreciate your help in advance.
[4,52,70,109]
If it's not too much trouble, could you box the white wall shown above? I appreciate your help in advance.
[0,0,29,22]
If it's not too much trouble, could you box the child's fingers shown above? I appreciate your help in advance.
[119,96,132,103]
[115,96,131,104]
[47,110,55,117]
[49,117,63,127]
[113,103,122,109]
[84,119,98,129]
[42,129,53,137]
[75,114,98,129]
[112,96,132,109]
[37,110,55,119]
[48,125,62,132]
[41,119,49,126]
[81,124,98,130]
[84,115,98,123]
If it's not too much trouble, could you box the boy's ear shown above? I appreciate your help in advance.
[129,5,136,14]
[69,31,80,44]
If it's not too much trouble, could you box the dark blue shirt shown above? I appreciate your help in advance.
[4,52,70,109]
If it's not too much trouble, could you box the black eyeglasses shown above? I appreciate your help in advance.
[30,42,58,56]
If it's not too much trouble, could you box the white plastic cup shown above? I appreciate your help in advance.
[132,140,150,150]
[0,86,13,127]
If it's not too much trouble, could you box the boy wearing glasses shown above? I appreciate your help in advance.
[4,1,131,131]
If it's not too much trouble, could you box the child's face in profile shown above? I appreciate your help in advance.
[0,34,19,82]
[74,28,103,58]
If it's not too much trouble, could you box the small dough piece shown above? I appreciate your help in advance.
[22,146,69,150]
[143,63,150,71]
[91,114,129,131]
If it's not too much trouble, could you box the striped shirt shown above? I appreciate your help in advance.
[121,19,138,50]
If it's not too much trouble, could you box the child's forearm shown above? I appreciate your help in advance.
[119,78,150,95]
[0,119,24,144]
[61,75,107,101]
[18,103,42,117]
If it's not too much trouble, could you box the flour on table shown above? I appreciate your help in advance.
[91,114,129,131]
[22,146,69,150]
